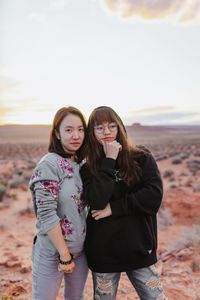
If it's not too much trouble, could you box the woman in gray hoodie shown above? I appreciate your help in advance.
[29,106,88,300]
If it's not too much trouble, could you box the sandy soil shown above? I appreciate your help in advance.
[0,141,200,299]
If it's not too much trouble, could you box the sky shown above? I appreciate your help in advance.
[0,0,200,125]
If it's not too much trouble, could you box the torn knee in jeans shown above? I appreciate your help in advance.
[96,276,113,295]
[156,295,168,300]
[150,264,160,276]
[145,276,163,290]
[145,276,167,300]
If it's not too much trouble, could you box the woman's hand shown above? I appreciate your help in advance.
[58,253,75,273]
[102,140,122,160]
[58,260,75,273]
[91,203,112,220]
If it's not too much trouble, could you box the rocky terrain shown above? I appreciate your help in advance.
[0,124,200,299]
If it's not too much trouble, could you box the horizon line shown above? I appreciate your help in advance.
[1,123,200,127]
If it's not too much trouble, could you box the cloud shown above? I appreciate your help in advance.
[0,75,19,124]
[0,74,55,124]
[101,0,200,24]
[28,1,70,24]
[48,0,71,10]
[0,98,12,125]
[0,105,12,123]
[132,106,175,114]
[0,76,21,95]
[123,106,200,125]
[28,12,47,24]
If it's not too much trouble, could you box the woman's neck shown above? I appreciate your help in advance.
[69,154,78,162]
[70,155,75,161]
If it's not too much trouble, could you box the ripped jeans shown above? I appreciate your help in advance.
[92,264,167,300]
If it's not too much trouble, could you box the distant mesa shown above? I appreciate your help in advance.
[131,123,142,127]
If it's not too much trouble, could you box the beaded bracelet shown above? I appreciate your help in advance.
[58,253,74,265]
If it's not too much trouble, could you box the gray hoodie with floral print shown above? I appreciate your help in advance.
[29,153,87,253]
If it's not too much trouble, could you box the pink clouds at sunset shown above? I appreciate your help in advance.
[102,0,200,24]
[123,106,200,125]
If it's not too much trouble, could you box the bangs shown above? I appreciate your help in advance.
[92,109,116,125]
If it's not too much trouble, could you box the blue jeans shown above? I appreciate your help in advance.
[32,240,88,300]
[92,264,167,300]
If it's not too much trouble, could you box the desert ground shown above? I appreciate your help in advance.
[0,124,200,299]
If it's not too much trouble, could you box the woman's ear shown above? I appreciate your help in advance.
[55,129,60,140]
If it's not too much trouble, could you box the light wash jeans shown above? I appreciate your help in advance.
[92,264,167,300]
[32,238,88,300]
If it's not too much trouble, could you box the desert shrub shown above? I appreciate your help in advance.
[9,175,24,188]
[2,295,13,300]
[15,168,23,176]
[23,172,31,182]
[183,177,193,187]
[0,183,7,201]
[158,207,173,228]
[187,159,200,175]
[18,197,33,215]
[163,169,174,178]
[168,177,175,182]
[194,215,200,225]
[194,150,200,157]
[167,225,200,252]
[179,153,190,160]
[179,171,188,176]
[191,260,200,272]
[154,153,168,161]
[169,151,180,157]
[169,183,177,189]
[8,192,18,200]
[171,156,182,164]
[26,159,37,170]
[192,181,200,192]
[0,177,8,186]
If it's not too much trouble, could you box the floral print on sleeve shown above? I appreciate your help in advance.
[40,180,60,198]
[60,215,74,238]
[71,186,84,214]
[58,158,74,178]
[31,170,42,181]
[36,199,44,206]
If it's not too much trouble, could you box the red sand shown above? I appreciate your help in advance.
[0,143,200,299]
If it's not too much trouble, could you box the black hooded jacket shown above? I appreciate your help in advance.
[80,150,163,272]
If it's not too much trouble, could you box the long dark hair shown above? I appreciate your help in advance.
[48,106,87,162]
[86,106,145,186]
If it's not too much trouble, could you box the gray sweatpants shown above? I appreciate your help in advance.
[32,239,88,300]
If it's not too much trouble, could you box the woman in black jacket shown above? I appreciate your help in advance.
[80,106,167,300]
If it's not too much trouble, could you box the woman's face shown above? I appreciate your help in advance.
[93,121,118,144]
[57,114,85,154]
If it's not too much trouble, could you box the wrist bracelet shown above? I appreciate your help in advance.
[58,253,74,265]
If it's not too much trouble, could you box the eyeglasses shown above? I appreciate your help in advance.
[94,123,118,134]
